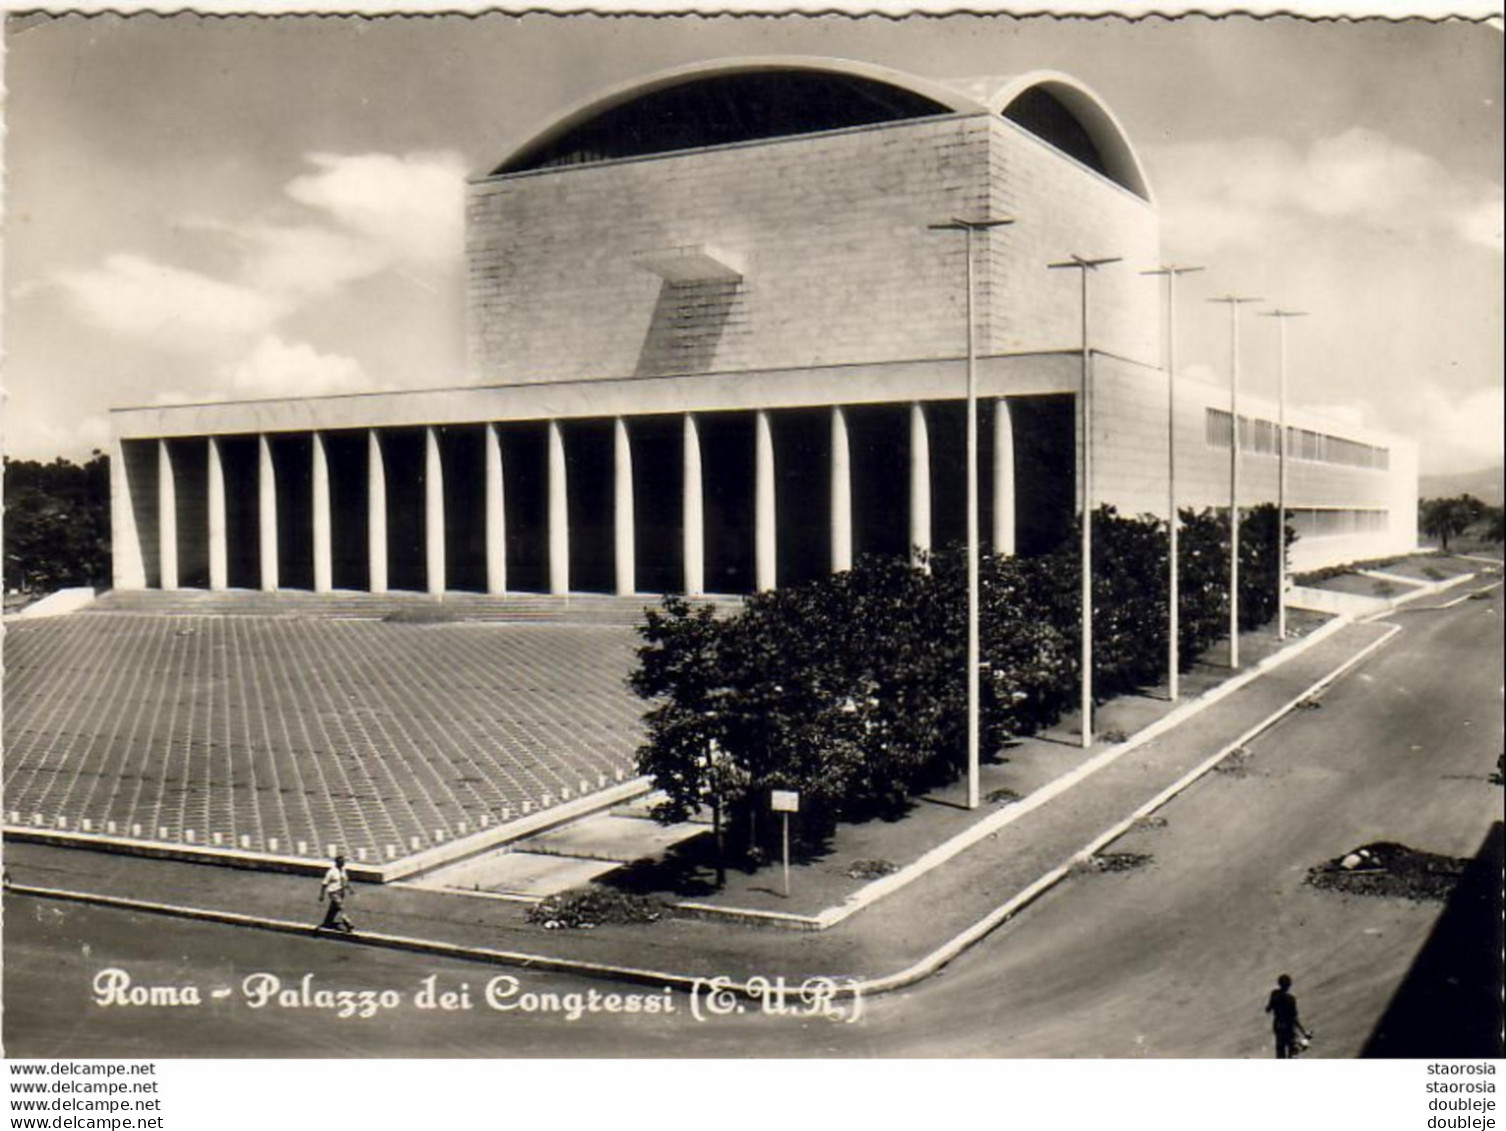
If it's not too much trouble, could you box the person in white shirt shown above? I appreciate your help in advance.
[318,853,356,933]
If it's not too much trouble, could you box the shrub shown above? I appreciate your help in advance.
[527,886,670,929]
[845,859,899,880]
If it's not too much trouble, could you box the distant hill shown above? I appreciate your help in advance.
[1420,466,1504,505]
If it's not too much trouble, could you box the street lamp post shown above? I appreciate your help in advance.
[1260,309,1308,641]
[1207,295,1262,670]
[1049,253,1122,750]
[929,217,1014,810]
[1142,264,1204,702]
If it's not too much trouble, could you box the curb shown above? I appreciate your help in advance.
[5,615,1405,1000]
[1391,578,1499,614]
[1375,570,1475,615]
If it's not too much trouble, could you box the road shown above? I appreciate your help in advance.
[5,582,1501,1058]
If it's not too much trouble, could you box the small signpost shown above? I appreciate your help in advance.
[770,789,800,898]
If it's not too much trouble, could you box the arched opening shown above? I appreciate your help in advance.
[1000,81,1150,201]
[496,69,954,175]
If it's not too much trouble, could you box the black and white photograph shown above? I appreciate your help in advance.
[1,1,1501,1116]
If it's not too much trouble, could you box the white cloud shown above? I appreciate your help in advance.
[238,223,388,298]
[56,254,284,345]
[285,151,467,268]
[1151,129,1503,257]
[1397,381,1505,475]
[51,151,466,369]
[218,335,372,400]
[1455,190,1504,254]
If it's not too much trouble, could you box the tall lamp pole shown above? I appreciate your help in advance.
[929,216,1014,810]
[1142,264,1204,702]
[1207,295,1262,670]
[1049,253,1122,749]
[1260,309,1307,641]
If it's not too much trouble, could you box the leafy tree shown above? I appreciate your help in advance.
[1479,504,1504,546]
[629,503,1288,857]
[1420,494,1486,553]
[1177,509,1231,670]
[3,452,111,592]
[628,596,733,825]
[1239,503,1296,630]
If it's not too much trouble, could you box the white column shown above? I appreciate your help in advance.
[909,402,932,566]
[484,424,507,595]
[755,410,777,592]
[613,417,636,596]
[367,430,388,595]
[992,398,1016,557]
[110,439,146,590]
[312,432,333,593]
[548,420,570,595]
[258,434,279,592]
[830,406,852,573]
[157,440,179,591]
[207,438,227,591]
[425,426,445,596]
[682,414,705,597]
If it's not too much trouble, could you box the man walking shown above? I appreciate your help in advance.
[1265,973,1312,1058]
[318,852,356,934]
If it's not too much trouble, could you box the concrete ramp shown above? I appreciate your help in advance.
[405,810,706,898]
[405,849,621,897]
[518,814,706,862]
[14,587,95,619]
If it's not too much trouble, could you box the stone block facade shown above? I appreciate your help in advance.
[466,109,1158,384]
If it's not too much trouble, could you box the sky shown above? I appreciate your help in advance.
[3,12,1501,475]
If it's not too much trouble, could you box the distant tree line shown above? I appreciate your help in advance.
[3,452,111,593]
[630,504,1290,857]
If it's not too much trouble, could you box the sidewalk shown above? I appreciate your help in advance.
[3,615,1399,993]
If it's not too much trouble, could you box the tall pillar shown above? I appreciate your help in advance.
[993,398,1017,557]
[909,403,932,566]
[207,438,227,591]
[312,432,333,593]
[682,414,705,597]
[258,434,279,592]
[484,424,507,595]
[424,426,445,596]
[548,420,570,595]
[613,417,636,596]
[831,406,852,573]
[367,431,388,594]
[755,410,777,592]
[110,439,146,590]
[157,440,179,591]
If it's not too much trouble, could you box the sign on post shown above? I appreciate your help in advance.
[770,790,799,897]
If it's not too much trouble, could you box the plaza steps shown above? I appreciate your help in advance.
[86,588,742,626]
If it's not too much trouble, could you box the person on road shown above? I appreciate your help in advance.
[1265,973,1311,1058]
[318,853,356,934]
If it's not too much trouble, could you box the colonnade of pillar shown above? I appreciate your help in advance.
[144,401,1019,597]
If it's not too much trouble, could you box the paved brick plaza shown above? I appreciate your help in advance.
[3,613,643,863]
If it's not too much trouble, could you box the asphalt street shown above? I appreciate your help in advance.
[4,583,1501,1058]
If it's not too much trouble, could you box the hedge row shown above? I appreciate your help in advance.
[630,505,1291,849]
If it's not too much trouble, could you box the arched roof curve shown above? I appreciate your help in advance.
[486,58,1153,204]
[980,70,1154,203]
[489,56,987,176]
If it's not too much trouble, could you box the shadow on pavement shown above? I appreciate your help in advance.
[1360,821,1504,1058]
